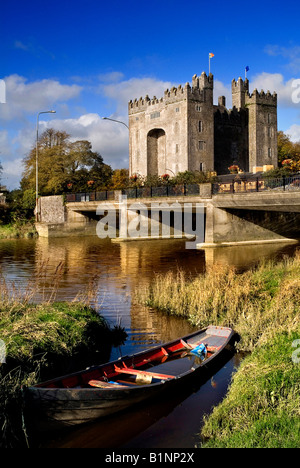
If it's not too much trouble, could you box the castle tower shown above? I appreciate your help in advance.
[128,72,215,178]
[188,72,214,172]
[232,77,249,110]
[245,89,278,171]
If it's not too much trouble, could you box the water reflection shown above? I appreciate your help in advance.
[0,237,298,447]
[0,237,298,357]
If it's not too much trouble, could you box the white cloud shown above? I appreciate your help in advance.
[40,113,130,169]
[98,72,125,83]
[101,77,173,114]
[0,74,82,121]
[249,72,297,108]
[283,124,300,142]
[264,44,300,72]
[214,79,232,107]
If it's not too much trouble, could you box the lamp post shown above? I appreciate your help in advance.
[102,117,130,172]
[36,110,56,221]
[102,117,129,130]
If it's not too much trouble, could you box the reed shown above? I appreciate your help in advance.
[138,254,300,351]
[138,253,300,447]
[0,267,126,447]
[201,329,300,448]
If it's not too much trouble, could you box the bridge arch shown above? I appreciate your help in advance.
[147,128,166,176]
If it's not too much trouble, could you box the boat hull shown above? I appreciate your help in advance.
[23,326,236,429]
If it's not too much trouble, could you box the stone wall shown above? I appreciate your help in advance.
[39,195,65,224]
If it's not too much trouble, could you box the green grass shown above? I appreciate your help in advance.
[138,253,300,448]
[138,255,300,352]
[0,278,127,447]
[0,221,37,239]
[201,330,300,448]
[0,301,113,365]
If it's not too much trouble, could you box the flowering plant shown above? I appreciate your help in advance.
[228,165,239,173]
[161,173,170,180]
[282,159,293,166]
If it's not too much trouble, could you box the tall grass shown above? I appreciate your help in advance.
[138,253,300,351]
[0,220,37,239]
[201,329,300,448]
[138,253,300,447]
[0,265,126,447]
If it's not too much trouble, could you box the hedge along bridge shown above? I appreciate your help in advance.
[35,176,300,248]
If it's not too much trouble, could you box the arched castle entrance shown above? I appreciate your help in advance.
[147,129,166,176]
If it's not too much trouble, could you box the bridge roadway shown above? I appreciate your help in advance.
[36,190,300,246]
[67,191,300,212]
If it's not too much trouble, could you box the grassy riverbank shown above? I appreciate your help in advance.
[139,254,300,352]
[138,253,300,448]
[0,220,37,239]
[0,292,126,447]
[201,330,300,448]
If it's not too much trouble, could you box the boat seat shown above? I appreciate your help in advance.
[88,380,128,388]
[114,365,175,381]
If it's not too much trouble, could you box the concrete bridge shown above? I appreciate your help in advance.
[35,183,300,248]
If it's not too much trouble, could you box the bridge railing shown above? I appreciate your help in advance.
[212,176,300,195]
[65,183,201,202]
[64,177,300,202]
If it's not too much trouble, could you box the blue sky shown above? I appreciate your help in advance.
[1,0,300,189]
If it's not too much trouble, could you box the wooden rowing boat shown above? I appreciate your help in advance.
[23,325,236,429]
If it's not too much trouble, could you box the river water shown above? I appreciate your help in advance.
[0,237,298,448]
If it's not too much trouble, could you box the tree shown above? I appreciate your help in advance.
[21,129,113,195]
[277,131,300,165]
[110,169,129,189]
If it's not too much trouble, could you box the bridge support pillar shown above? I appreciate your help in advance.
[199,203,297,248]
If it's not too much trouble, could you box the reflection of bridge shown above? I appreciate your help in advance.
[36,180,300,247]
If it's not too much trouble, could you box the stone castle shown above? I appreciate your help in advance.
[128,72,278,177]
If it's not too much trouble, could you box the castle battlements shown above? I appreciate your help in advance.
[128,83,189,114]
[214,106,246,122]
[246,88,277,105]
[128,72,213,114]
[232,77,249,92]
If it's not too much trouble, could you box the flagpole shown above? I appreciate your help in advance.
[209,53,214,74]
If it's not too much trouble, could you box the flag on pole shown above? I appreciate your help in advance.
[209,53,214,74]
[245,65,250,79]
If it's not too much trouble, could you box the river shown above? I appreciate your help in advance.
[0,237,298,448]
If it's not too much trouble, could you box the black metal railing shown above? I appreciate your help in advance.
[65,183,201,203]
[212,176,300,195]
[64,177,300,203]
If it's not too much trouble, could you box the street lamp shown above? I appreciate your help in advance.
[102,117,129,130]
[36,110,56,222]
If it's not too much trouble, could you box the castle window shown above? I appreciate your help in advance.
[268,148,272,158]
[199,140,206,151]
[268,113,271,124]
[136,117,139,121]
[199,121,203,132]
[175,144,179,153]
[175,107,180,113]
[150,111,160,119]
[200,163,205,172]
[196,105,202,112]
